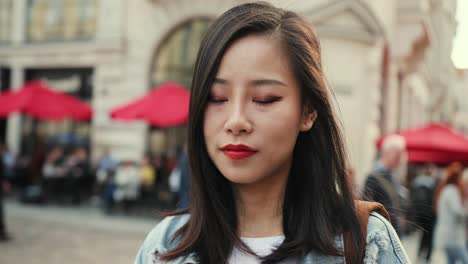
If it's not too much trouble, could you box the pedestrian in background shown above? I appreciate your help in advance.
[64,147,90,204]
[1,144,15,186]
[410,163,437,262]
[41,146,66,202]
[135,2,410,263]
[96,147,118,184]
[96,148,118,212]
[0,142,11,241]
[153,154,173,209]
[433,162,468,264]
[362,134,407,235]
[113,160,141,211]
[140,153,156,201]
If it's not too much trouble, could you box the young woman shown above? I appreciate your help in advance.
[135,2,410,263]
[434,162,468,264]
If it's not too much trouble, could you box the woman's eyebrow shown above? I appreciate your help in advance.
[251,79,287,87]
[212,78,287,87]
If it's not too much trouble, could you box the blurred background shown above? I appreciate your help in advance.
[0,0,467,263]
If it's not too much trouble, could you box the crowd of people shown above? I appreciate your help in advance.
[41,146,91,204]
[362,135,468,264]
[0,142,191,215]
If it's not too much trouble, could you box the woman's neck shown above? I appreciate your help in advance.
[234,165,289,238]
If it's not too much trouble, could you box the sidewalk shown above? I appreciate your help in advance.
[401,231,446,264]
[0,200,160,264]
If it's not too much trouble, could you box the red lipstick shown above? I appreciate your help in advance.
[220,144,257,160]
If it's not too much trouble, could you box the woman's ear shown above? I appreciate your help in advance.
[300,110,317,132]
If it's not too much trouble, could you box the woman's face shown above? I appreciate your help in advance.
[203,34,315,186]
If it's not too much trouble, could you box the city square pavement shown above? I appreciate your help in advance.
[0,200,447,264]
[0,200,159,264]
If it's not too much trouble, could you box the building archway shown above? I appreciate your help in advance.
[148,18,212,155]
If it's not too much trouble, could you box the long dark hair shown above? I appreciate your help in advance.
[162,2,362,263]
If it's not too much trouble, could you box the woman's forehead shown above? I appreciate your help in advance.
[215,35,294,83]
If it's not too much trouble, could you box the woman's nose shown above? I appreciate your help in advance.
[223,102,253,136]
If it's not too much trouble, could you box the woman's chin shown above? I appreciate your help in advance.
[223,174,265,186]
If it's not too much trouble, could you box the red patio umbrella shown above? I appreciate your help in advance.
[0,80,92,121]
[110,82,190,127]
[376,123,468,165]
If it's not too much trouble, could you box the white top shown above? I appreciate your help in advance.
[228,235,296,264]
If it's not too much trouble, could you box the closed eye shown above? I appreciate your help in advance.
[253,96,282,105]
[208,96,227,104]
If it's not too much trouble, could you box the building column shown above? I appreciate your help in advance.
[6,65,24,155]
[385,62,400,133]
[11,0,26,44]
[358,43,384,185]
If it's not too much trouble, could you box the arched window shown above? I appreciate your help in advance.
[151,19,211,88]
[149,19,211,155]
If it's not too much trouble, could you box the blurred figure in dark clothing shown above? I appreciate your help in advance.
[0,142,11,241]
[176,144,190,209]
[362,134,407,235]
[42,146,66,201]
[410,163,437,262]
[13,154,31,191]
[30,142,46,185]
[153,154,173,208]
[154,154,169,190]
[64,147,91,204]
[1,144,15,185]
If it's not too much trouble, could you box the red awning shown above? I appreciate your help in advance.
[377,123,468,165]
[110,82,190,127]
[0,81,92,121]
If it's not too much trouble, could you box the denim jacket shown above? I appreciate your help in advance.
[135,212,411,264]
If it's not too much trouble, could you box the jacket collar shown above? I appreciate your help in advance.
[150,232,346,264]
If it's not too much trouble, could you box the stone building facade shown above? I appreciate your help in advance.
[0,0,462,184]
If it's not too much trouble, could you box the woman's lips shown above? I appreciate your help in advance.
[222,150,257,159]
[220,144,257,160]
